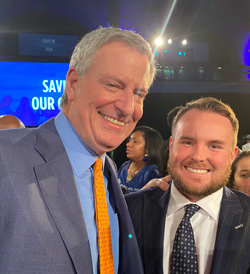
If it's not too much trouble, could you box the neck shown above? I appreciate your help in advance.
[129,160,146,170]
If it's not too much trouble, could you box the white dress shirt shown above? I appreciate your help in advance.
[163,182,223,274]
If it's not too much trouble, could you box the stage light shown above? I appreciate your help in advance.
[168,39,172,44]
[178,51,182,55]
[155,52,159,56]
[164,50,168,52]
[155,37,163,46]
[182,39,187,45]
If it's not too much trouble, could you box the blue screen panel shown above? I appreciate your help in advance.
[19,33,78,57]
[0,62,69,126]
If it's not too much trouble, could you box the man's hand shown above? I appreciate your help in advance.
[141,175,171,191]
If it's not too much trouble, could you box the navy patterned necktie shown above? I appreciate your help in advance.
[170,204,200,274]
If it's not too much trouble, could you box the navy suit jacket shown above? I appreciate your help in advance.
[125,184,250,274]
[0,118,143,274]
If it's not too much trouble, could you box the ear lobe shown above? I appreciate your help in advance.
[66,67,80,101]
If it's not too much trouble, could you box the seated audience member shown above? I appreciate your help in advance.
[228,150,250,195]
[0,114,25,129]
[242,134,250,151]
[126,97,250,274]
[244,134,250,144]
[118,126,163,192]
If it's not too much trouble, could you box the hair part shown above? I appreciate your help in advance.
[130,125,163,167]
[60,26,155,109]
[172,97,239,147]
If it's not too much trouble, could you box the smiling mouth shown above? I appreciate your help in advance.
[186,167,209,174]
[100,113,125,126]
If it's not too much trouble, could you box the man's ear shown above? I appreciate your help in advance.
[66,67,80,101]
[169,136,173,151]
[231,146,238,162]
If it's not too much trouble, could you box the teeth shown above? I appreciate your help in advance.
[186,167,208,174]
[100,114,125,126]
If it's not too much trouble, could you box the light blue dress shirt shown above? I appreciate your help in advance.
[54,112,119,274]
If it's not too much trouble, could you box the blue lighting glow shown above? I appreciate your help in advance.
[243,36,250,79]
[128,234,132,238]
[155,52,158,56]
[164,50,168,52]
[178,52,182,56]
[184,52,187,56]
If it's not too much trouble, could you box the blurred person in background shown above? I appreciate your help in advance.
[242,134,250,151]
[143,106,183,190]
[0,114,24,129]
[118,126,163,192]
[228,150,250,195]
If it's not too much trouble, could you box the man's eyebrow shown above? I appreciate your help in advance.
[179,136,194,140]
[100,75,125,85]
[208,140,226,144]
[100,74,149,94]
[179,136,226,144]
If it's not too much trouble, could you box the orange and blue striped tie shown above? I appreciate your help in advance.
[93,157,115,274]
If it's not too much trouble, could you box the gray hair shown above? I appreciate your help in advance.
[60,26,155,108]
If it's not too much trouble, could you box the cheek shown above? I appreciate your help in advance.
[133,104,143,121]
[234,176,248,187]
[210,154,230,169]
[171,147,189,162]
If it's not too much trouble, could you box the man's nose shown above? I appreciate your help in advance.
[191,145,207,162]
[115,90,135,116]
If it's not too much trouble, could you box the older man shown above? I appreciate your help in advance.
[0,27,155,274]
[126,97,250,274]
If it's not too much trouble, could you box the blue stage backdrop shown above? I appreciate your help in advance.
[0,61,69,126]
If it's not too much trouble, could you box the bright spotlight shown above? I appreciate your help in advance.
[155,37,163,46]
[182,39,187,45]
[168,39,172,44]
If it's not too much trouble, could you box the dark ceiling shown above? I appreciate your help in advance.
[0,0,250,65]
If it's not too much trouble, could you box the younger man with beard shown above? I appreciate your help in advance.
[126,97,250,274]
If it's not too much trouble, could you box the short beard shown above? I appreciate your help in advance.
[168,159,231,199]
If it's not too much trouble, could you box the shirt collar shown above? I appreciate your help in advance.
[168,181,223,221]
[54,111,106,176]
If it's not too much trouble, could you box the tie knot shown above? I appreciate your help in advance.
[93,157,103,173]
[184,204,200,220]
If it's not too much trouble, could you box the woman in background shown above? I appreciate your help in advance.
[118,126,163,192]
[228,150,250,195]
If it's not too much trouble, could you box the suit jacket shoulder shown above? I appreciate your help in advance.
[0,118,93,274]
[211,187,250,274]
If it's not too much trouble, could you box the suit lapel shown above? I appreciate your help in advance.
[210,187,246,274]
[105,156,144,274]
[143,186,171,274]
[34,119,93,274]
